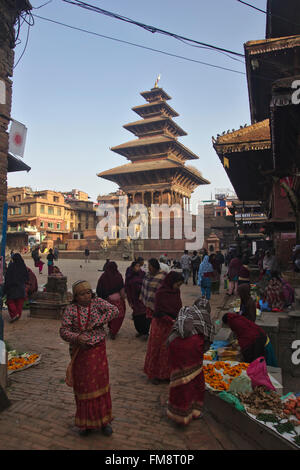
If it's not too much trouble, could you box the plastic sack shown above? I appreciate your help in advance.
[218,391,245,412]
[246,356,276,391]
[229,375,252,395]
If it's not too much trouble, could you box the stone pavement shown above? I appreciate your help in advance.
[0,260,240,450]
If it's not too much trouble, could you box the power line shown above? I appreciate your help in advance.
[32,13,246,76]
[33,0,53,9]
[237,0,266,14]
[237,0,300,29]
[14,21,31,69]
[62,0,245,59]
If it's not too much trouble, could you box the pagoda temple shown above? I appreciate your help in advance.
[98,85,209,213]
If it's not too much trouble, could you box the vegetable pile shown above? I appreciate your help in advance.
[283,397,300,423]
[238,386,284,417]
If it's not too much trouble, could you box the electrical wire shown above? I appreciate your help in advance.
[14,21,31,69]
[62,0,245,59]
[33,0,53,8]
[237,0,300,30]
[32,13,246,76]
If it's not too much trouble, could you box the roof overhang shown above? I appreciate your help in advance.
[245,36,300,123]
[7,153,31,173]
[213,121,273,201]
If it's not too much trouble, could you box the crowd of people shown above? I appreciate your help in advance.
[58,246,290,437]
[3,244,297,438]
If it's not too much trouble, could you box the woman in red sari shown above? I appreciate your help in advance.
[60,280,119,437]
[166,298,215,426]
[125,261,150,338]
[144,271,184,384]
[96,262,126,340]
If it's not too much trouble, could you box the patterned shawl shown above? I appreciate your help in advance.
[168,298,215,344]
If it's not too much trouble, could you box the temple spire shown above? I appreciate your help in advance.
[154,74,161,88]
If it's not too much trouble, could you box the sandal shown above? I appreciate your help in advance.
[102,424,113,437]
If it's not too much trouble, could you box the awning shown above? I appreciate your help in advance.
[7,153,31,173]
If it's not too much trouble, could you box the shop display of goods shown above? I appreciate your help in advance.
[274,421,297,435]
[217,347,241,361]
[203,350,217,361]
[238,386,284,417]
[8,350,40,373]
[203,361,249,391]
[256,413,280,424]
[229,375,252,395]
[282,397,300,423]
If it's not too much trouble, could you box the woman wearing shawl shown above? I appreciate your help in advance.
[144,271,184,384]
[60,280,119,437]
[227,255,243,296]
[166,298,215,426]
[125,261,150,338]
[96,261,126,340]
[197,255,214,300]
[238,283,256,323]
[140,258,167,320]
[25,267,38,300]
[4,253,29,322]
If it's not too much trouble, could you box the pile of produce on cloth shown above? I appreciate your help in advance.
[8,350,41,375]
[204,339,242,362]
[238,387,300,448]
[203,360,249,391]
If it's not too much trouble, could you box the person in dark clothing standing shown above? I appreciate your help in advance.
[47,249,55,275]
[84,248,90,263]
[216,251,225,272]
[4,253,29,322]
[237,283,256,323]
[191,251,201,286]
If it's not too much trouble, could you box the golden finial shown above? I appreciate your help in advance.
[154,74,161,88]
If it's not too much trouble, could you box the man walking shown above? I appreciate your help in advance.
[180,250,191,285]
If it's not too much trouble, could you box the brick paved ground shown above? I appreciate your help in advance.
[0,259,240,450]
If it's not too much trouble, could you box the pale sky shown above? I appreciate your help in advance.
[8,0,267,208]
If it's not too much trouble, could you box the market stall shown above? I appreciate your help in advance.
[203,339,299,450]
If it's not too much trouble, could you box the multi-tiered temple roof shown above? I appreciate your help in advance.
[98,86,209,208]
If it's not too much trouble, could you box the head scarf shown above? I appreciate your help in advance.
[6,253,28,280]
[154,271,183,318]
[72,280,92,296]
[198,255,214,276]
[169,297,215,343]
[96,261,124,299]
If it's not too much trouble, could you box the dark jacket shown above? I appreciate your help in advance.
[4,259,29,300]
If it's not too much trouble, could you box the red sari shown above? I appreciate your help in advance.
[167,334,205,425]
[73,341,112,429]
[107,293,126,337]
[96,262,126,337]
[60,297,119,430]
[144,272,182,381]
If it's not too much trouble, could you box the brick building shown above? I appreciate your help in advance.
[0,1,32,236]
[7,187,97,250]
